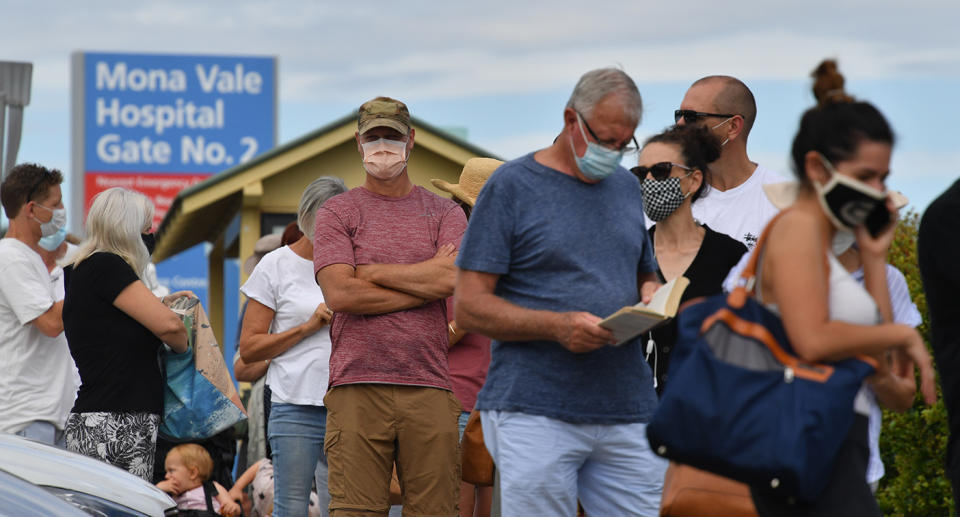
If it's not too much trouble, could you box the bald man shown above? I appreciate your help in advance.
[674,75,787,249]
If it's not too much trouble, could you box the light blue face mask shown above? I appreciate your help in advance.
[37,227,67,252]
[570,113,624,181]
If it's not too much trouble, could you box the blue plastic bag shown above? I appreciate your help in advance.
[159,297,246,441]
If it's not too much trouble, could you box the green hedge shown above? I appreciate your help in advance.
[876,211,954,516]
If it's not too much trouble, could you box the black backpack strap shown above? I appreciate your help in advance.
[202,480,217,513]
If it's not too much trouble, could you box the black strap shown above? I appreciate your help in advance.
[202,481,216,513]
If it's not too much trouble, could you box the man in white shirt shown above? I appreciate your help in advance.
[675,75,786,249]
[0,163,77,446]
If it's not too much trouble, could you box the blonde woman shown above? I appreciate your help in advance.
[63,187,189,481]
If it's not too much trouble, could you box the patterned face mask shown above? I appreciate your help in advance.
[641,171,693,222]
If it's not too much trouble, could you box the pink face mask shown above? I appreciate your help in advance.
[361,138,408,179]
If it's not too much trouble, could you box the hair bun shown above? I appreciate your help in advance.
[812,59,854,106]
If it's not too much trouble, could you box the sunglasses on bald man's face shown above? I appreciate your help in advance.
[674,109,736,124]
[630,162,693,181]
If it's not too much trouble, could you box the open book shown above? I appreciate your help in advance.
[598,276,690,345]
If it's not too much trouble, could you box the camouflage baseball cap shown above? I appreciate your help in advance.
[357,97,411,135]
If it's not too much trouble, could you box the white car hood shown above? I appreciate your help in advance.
[0,434,175,516]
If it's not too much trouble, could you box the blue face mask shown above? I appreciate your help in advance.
[570,114,623,181]
[37,227,67,252]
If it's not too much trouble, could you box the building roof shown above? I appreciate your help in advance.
[153,113,501,261]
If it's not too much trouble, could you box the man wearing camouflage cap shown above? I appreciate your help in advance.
[313,97,466,516]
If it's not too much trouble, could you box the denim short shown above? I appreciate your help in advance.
[458,410,471,441]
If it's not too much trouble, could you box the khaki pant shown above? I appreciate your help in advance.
[324,384,461,517]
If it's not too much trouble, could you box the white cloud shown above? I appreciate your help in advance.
[4,1,960,104]
[4,0,959,217]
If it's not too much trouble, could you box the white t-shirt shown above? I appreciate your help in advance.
[0,238,79,433]
[852,264,922,485]
[240,246,331,406]
[48,266,81,410]
[691,163,787,250]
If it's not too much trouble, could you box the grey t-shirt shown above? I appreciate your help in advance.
[456,153,659,424]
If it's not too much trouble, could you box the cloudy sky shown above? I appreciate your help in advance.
[3,1,959,215]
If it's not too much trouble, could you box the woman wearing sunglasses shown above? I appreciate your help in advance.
[745,60,936,516]
[633,124,747,394]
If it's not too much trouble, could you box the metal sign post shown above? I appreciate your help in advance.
[0,61,33,181]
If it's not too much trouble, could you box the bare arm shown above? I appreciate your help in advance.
[30,300,64,337]
[233,354,269,383]
[355,243,458,300]
[113,280,188,353]
[238,299,330,362]
[455,269,615,353]
[227,460,262,501]
[316,263,425,315]
[762,212,935,403]
[765,212,914,360]
[213,481,241,517]
[856,219,918,411]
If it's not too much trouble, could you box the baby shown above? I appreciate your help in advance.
[157,443,241,517]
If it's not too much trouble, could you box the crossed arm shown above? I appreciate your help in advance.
[316,244,458,315]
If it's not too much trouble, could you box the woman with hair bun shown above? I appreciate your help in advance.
[746,60,936,516]
[62,187,190,481]
[633,124,747,393]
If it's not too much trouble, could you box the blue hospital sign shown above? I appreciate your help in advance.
[71,52,277,365]
[82,52,275,175]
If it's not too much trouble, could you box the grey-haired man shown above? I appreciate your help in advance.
[455,69,666,516]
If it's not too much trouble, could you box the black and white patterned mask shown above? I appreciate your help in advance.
[641,175,692,222]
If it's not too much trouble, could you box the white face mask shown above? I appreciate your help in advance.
[831,230,856,256]
[33,203,67,238]
[361,138,408,180]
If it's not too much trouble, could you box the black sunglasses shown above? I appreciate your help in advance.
[630,162,693,181]
[674,109,736,124]
[577,111,639,153]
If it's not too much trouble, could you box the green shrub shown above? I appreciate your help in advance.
[876,211,954,516]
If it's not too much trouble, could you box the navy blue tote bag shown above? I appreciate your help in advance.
[646,214,876,503]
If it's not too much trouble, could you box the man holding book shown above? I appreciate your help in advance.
[454,68,666,516]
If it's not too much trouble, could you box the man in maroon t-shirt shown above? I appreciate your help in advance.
[314,97,466,516]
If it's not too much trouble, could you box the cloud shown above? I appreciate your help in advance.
[4,0,958,219]
[4,1,960,104]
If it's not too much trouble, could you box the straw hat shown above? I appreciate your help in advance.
[762,181,908,211]
[431,157,503,206]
